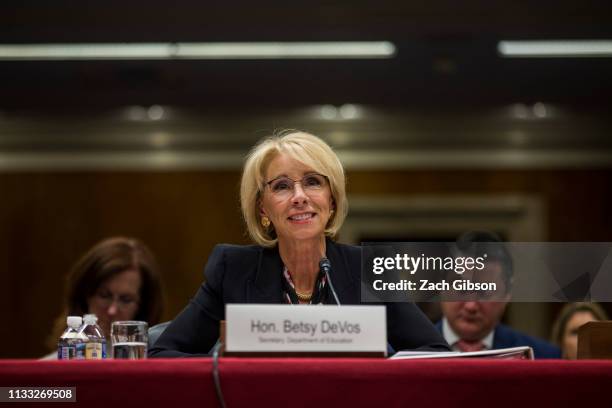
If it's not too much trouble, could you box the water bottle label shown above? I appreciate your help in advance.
[59,346,76,360]
[85,342,103,359]
[75,343,86,359]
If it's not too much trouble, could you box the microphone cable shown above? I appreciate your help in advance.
[211,340,227,408]
[320,257,341,305]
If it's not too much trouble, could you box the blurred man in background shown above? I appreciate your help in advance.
[437,231,560,359]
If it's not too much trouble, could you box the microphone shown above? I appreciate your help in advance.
[320,257,341,305]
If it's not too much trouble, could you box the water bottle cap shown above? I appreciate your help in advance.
[83,314,98,324]
[66,316,82,328]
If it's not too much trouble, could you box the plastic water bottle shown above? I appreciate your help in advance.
[57,316,84,360]
[77,314,107,359]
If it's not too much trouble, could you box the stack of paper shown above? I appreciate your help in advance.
[391,346,534,360]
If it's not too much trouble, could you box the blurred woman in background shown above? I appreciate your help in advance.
[551,302,608,359]
[45,237,164,358]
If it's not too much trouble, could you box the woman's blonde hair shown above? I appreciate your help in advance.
[240,130,348,247]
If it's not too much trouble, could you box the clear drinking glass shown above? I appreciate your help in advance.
[111,321,148,359]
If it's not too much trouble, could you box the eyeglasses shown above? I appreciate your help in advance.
[264,173,329,199]
[93,289,140,310]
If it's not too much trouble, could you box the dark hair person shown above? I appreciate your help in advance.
[149,130,449,357]
[551,302,609,359]
[47,237,164,353]
[440,230,560,358]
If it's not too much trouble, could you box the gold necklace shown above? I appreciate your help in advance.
[295,289,313,301]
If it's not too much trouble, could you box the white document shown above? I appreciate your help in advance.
[391,346,534,360]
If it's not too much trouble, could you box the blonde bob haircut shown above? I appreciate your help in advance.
[240,130,348,247]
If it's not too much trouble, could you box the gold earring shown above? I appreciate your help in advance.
[261,216,270,228]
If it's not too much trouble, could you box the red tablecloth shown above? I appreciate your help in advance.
[1,358,610,407]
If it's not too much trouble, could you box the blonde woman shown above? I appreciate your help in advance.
[149,131,449,356]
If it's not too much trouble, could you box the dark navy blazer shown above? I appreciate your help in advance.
[149,239,450,357]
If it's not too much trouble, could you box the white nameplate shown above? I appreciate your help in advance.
[225,304,387,355]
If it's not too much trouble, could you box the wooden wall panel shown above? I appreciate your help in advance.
[1,169,610,357]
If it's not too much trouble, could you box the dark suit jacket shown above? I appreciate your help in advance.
[436,321,561,359]
[149,239,450,357]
